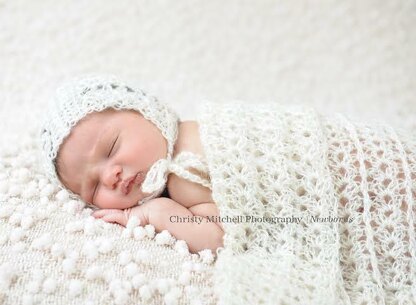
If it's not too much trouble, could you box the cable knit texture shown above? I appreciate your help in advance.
[197,101,416,305]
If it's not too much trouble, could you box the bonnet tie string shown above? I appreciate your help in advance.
[140,151,211,195]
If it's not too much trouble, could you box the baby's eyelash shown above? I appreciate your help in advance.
[92,136,118,203]
[108,136,118,157]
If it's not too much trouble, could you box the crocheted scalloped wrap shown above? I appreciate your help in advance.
[39,74,179,206]
[197,101,416,305]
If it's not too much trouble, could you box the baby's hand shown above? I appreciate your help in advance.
[92,205,149,227]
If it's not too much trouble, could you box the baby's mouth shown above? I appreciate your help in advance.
[135,172,145,191]
[124,172,145,195]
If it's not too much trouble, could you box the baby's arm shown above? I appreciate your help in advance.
[92,198,224,254]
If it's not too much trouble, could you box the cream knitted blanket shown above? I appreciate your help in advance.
[0,130,218,305]
[197,102,416,305]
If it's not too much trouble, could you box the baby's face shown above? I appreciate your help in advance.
[56,108,168,209]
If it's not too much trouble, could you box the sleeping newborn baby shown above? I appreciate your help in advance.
[40,74,224,254]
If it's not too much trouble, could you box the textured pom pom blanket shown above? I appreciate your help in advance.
[197,102,416,305]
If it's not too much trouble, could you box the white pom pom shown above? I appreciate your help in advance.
[133,226,147,240]
[121,228,133,239]
[131,273,146,289]
[37,178,48,189]
[9,212,22,226]
[46,204,58,214]
[103,270,116,284]
[39,196,49,205]
[114,290,129,305]
[82,242,99,260]
[11,241,26,254]
[22,185,37,199]
[68,279,83,297]
[0,263,18,290]
[65,249,80,260]
[65,220,84,233]
[8,185,22,196]
[31,233,53,251]
[139,285,153,301]
[125,262,139,278]
[178,271,191,286]
[56,189,69,202]
[155,278,172,295]
[84,220,99,236]
[155,230,175,246]
[10,228,25,242]
[164,287,182,305]
[63,200,84,215]
[40,184,55,197]
[62,258,77,275]
[50,243,65,259]
[14,168,31,183]
[42,277,57,294]
[0,206,14,219]
[174,240,190,256]
[126,215,139,229]
[134,250,150,265]
[36,208,49,220]
[27,181,38,192]
[109,279,123,293]
[118,250,132,266]
[122,280,132,294]
[98,239,114,253]
[0,234,8,246]
[21,215,34,230]
[84,266,103,281]
[144,225,155,238]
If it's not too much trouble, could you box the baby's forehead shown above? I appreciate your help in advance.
[84,108,139,121]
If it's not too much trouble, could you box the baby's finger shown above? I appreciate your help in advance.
[101,212,128,226]
[92,209,123,218]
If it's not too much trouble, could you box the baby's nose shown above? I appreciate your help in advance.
[102,168,121,190]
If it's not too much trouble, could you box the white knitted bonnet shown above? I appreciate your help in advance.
[39,74,179,206]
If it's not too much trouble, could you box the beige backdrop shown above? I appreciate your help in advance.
[0,0,415,142]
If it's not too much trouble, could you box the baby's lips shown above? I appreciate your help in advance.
[136,171,145,187]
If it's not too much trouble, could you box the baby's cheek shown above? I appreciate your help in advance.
[96,188,140,210]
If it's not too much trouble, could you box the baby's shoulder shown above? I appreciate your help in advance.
[173,120,205,159]
[167,120,212,208]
